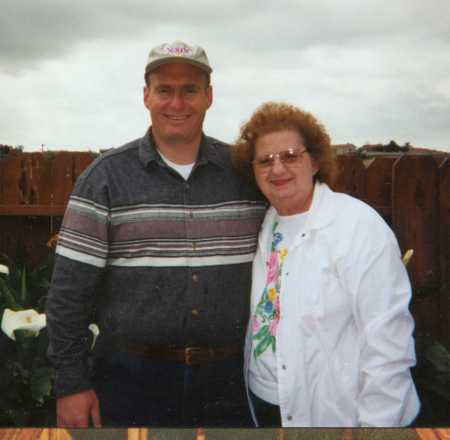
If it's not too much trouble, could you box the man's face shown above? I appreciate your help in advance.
[144,63,212,147]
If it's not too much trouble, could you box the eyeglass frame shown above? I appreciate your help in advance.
[252,147,309,170]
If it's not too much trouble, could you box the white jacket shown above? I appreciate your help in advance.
[244,183,420,427]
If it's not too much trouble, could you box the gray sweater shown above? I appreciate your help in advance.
[46,130,266,397]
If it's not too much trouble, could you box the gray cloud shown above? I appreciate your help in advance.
[3,0,450,74]
[1,0,449,151]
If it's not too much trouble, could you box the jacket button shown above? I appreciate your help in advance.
[282,364,287,370]
[301,233,306,237]
[287,415,292,421]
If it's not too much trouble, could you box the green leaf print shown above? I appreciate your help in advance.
[254,334,275,358]
[253,324,270,340]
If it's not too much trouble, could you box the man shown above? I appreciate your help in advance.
[46,41,266,427]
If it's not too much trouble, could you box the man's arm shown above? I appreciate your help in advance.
[46,172,110,427]
[46,255,104,426]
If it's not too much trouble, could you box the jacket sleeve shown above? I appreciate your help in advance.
[338,209,420,426]
[46,171,110,397]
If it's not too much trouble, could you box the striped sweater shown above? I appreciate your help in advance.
[46,131,266,397]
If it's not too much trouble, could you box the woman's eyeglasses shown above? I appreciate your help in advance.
[252,147,308,169]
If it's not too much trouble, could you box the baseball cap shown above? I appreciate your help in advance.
[145,40,212,75]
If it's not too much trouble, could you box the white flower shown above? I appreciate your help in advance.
[1,308,47,341]
[88,323,100,350]
[0,264,9,275]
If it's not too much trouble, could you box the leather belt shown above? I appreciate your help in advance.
[122,344,241,365]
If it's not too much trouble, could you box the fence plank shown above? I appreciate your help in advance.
[334,155,366,201]
[365,156,398,224]
[51,152,76,205]
[392,155,440,288]
[31,153,57,206]
[439,159,450,347]
[0,152,25,205]
[393,156,441,339]
[73,152,96,182]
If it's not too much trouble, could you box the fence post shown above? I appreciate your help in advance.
[334,155,366,201]
[439,158,450,348]
[392,155,440,339]
[365,156,398,224]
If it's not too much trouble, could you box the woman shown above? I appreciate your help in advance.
[232,102,420,427]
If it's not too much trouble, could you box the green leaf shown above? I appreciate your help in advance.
[30,367,53,405]
[0,276,21,310]
[424,340,450,372]
[254,334,275,358]
[20,268,28,307]
[253,324,269,341]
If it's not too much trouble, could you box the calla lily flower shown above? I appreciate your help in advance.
[88,323,100,350]
[402,249,414,267]
[1,308,47,341]
[0,264,9,275]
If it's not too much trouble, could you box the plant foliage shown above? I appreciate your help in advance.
[0,253,55,426]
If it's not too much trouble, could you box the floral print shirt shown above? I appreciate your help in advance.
[252,220,288,358]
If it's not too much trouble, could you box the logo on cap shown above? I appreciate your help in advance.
[166,45,193,56]
[145,40,212,74]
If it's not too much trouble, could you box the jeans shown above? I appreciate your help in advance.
[92,351,252,427]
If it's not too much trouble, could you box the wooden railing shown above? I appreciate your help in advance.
[0,427,449,439]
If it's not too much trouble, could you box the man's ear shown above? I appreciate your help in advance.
[206,85,213,109]
[143,85,150,110]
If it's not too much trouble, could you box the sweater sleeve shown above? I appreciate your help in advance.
[46,171,110,397]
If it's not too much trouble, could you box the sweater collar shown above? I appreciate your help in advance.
[138,128,227,170]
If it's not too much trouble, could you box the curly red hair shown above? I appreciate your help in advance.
[232,102,337,187]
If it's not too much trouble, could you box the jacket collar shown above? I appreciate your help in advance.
[258,182,337,255]
[138,128,227,170]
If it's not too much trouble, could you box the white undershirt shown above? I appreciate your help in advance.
[249,210,309,405]
[158,150,195,181]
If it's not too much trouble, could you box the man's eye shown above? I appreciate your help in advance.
[185,87,198,95]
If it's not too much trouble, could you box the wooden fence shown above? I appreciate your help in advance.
[0,151,449,346]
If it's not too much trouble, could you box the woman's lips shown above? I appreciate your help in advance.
[271,178,291,187]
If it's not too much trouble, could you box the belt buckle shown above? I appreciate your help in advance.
[185,347,201,365]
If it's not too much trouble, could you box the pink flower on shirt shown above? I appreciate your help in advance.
[266,251,279,283]
[269,318,279,336]
[252,315,260,333]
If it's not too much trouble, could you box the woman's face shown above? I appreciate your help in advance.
[253,129,318,215]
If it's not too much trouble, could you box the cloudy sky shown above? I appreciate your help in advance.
[1,0,449,152]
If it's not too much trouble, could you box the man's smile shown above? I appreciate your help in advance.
[165,114,190,121]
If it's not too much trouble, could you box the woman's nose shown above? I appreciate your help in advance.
[270,156,287,174]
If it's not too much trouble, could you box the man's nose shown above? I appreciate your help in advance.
[169,90,184,110]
